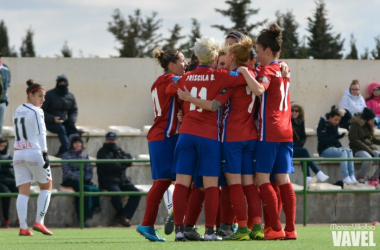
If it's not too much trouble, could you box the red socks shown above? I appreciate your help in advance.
[220,185,234,224]
[204,187,220,228]
[173,183,189,226]
[229,184,247,227]
[141,180,172,227]
[184,188,205,226]
[271,181,282,218]
[259,182,282,231]
[279,183,296,232]
[243,184,262,229]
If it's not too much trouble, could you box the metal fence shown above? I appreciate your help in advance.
[1,158,379,228]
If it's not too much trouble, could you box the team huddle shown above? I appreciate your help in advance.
[137,23,297,242]
[10,21,296,241]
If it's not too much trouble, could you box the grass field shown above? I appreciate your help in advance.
[1,225,379,250]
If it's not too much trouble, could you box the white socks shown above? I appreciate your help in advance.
[36,190,51,224]
[16,194,29,229]
[316,171,329,182]
[163,184,174,214]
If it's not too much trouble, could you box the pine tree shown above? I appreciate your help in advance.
[181,18,202,58]
[212,0,266,36]
[108,9,162,57]
[0,20,10,56]
[138,11,163,57]
[20,27,36,57]
[162,24,185,51]
[345,34,358,59]
[306,0,344,59]
[371,36,380,60]
[361,48,370,60]
[61,41,72,57]
[276,11,300,59]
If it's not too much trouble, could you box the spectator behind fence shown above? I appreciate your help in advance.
[317,106,358,184]
[0,138,18,228]
[0,53,11,136]
[365,82,380,129]
[96,132,141,227]
[338,79,366,116]
[348,108,380,183]
[61,134,100,226]
[42,75,78,157]
[291,103,329,186]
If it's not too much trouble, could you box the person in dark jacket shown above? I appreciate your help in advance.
[349,107,380,183]
[291,103,328,186]
[96,132,141,227]
[42,74,78,157]
[0,53,11,136]
[317,106,358,184]
[0,138,18,228]
[61,134,100,225]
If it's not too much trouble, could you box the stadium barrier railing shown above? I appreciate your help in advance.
[1,158,380,228]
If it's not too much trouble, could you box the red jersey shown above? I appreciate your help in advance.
[147,74,180,142]
[218,68,259,142]
[257,62,292,142]
[165,65,246,140]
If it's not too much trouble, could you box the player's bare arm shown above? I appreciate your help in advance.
[237,66,265,96]
[177,86,221,111]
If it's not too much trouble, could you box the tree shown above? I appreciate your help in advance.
[108,9,162,57]
[306,0,344,59]
[276,11,301,59]
[371,36,380,60]
[181,18,202,58]
[162,24,185,51]
[212,0,266,36]
[61,41,72,57]
[0,20,10,56]
[361,48,370,60]
[20,27,36,57]
[345,34,358,59]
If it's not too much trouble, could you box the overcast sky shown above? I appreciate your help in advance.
[1,0,379,58]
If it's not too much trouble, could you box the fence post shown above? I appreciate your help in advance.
[303,161,307,227]
[79,163,84,229]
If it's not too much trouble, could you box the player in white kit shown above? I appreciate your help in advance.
[13,80,53,236]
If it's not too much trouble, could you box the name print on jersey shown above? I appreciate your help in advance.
[185,74,215,81]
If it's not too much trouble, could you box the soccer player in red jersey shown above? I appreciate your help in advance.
[178,36,260,241]
[166,37,247,241]
[237,23,297,240]
[137,49,187,242]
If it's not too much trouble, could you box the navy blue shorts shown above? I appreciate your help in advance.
[148,135,178,180]
[222,140,257,175]
[254,141,294,174]
[173,134,221,177]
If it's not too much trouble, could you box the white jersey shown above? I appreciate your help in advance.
[13,103,47,151]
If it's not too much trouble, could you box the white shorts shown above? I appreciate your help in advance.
[13,149,52,186]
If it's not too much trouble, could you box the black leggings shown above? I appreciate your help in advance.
[0,183,18,220]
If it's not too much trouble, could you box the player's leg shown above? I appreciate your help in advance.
[138,136,176,242]
[217,184,234,237]
[222,141,249,241]
[274,142,296,240]
[242,175,263,240]
[254,141,284,240]
[163,184,175,235]
[30,151,53,235]
[183,180,205,241]
[13,151,33,236]
[33,180,53,235]
[197,137,222,241]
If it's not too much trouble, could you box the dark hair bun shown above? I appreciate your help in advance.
[26,79,34,87]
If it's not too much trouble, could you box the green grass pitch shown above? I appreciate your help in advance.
[1,225,379,250]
